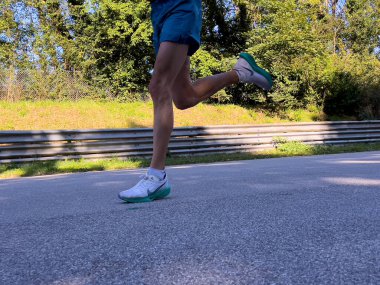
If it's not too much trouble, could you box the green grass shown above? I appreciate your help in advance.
[1,142,379,179]
[0,100,332,130]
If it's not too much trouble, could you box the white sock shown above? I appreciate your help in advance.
[147,167,166,180]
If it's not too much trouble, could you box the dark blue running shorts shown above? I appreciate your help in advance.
[151,0,202,56]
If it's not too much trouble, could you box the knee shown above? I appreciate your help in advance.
[173,93,196,110]
[149,78,172,104]
[173,97,192,110]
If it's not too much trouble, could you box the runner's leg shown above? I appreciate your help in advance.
[149,42,189,170]
[172,57,239,110]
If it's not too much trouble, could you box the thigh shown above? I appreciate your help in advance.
[152,42,189,87]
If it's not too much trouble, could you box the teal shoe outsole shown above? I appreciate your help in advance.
[119,187,171,203]
[240,53,273,90]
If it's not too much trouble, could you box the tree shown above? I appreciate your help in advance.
[80,0,153,97]
[0,0,38,69]
[344,0,380,55]
[0,0,16,68]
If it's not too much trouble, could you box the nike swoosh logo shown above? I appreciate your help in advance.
[242,66,254,77]
[147,181,166,195]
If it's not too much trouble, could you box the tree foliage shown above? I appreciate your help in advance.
[1,0,379,117]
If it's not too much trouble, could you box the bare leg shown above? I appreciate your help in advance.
[149,42,188,170]
[172,58,239,110]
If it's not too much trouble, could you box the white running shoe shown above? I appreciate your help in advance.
[118,174,171,203]
[233,52,273,91]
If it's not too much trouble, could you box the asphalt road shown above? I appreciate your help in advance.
[1,151,380,285]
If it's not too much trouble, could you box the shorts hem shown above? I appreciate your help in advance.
[157,35,200,56]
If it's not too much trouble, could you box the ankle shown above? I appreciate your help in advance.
[147,167,166,180]
[230,70,240,84]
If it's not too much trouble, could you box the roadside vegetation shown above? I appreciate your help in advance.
[1,1,379,119]
[0,100,335,130]
[1,142,380,179]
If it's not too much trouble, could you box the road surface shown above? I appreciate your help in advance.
[1,151,380,284]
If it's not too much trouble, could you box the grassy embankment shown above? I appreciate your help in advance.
[0,100,333,130]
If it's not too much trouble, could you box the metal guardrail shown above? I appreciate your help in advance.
[1,121,380,163]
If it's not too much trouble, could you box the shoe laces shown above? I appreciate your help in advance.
[136,174,158,187]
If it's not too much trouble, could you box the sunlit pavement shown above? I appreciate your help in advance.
[1,151,380,284]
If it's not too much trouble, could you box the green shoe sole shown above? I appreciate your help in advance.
[240,52,273,90]
[119,187,171,203]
